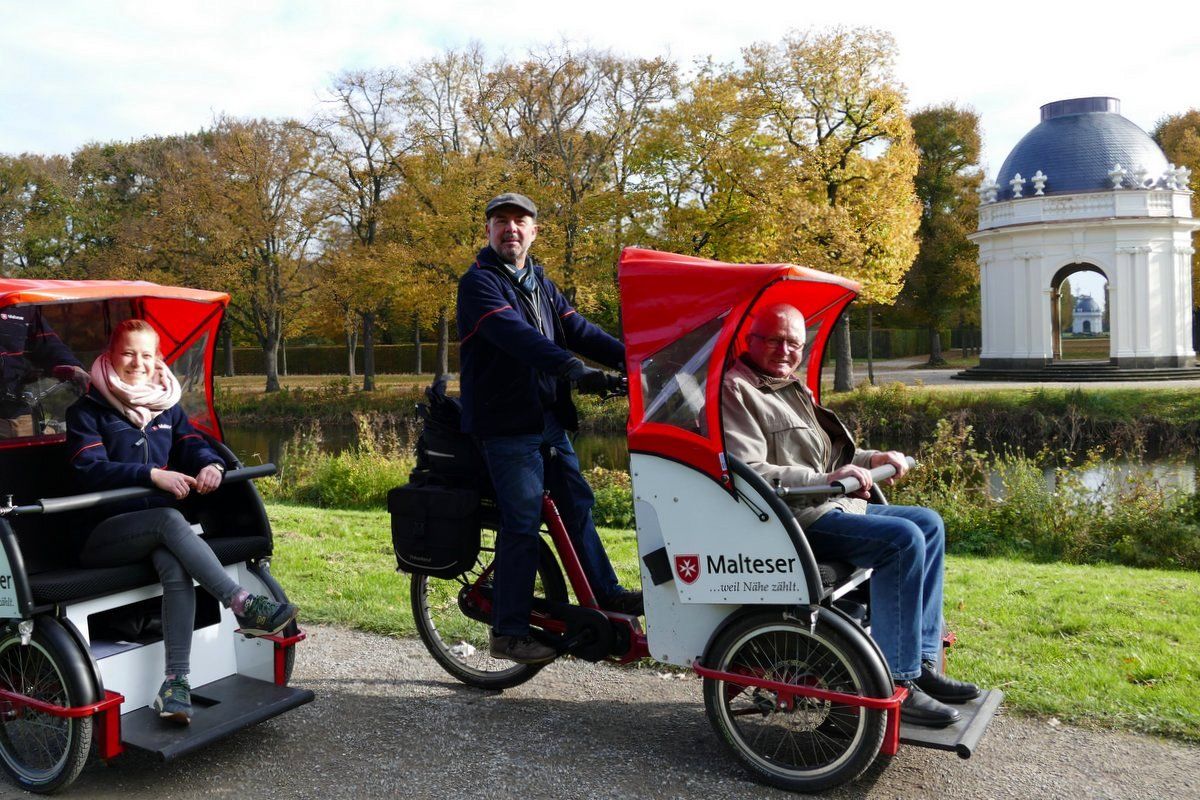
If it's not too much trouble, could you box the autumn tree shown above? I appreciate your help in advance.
[307,70,411,390]
[205,118,329,391]
[1153,110,1200,306]
[0,153,82,277]
[631,63,771,263]
[900,104,982,365]
[491,47,674,307]
[742,27,920,390]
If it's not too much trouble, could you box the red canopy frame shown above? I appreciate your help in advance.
[618,248,859,489]
[0,280,230,449]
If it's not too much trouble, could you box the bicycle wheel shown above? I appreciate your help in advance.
[0,618,94,794]
[702,611,887,793]
[411,530,567,690]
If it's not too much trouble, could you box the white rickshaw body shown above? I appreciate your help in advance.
[617,248,863,668]
[0,279,311,794]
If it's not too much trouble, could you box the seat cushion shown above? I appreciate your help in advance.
[29,536,271,605]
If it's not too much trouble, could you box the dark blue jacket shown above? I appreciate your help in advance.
[1,304,83,396]
[457,246,625,436]
[66,390,225,520]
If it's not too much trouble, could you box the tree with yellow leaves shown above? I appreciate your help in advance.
[742,27,920,390]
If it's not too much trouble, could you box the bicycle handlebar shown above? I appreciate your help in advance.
[1,464,277,517]
[773,456,917,498]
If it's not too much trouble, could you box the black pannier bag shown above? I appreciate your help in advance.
[408,375,491,493]
[390,377,487,577]
[389,484,482,578]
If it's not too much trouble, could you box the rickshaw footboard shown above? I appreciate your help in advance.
[121,675,315,761]
[692,663,908,756]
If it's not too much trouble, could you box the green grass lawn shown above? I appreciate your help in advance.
[266,502,1200,742]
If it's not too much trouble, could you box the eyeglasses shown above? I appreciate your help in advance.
[749,333,805,352]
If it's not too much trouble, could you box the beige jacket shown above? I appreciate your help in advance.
[721,357,878,528]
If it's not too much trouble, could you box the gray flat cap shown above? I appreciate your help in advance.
[485,192,538,219]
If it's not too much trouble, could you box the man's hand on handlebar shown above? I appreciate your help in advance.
[868,451,910,485]
[826,465,873,499]
[561,358,627,396]
[52,364,91,391]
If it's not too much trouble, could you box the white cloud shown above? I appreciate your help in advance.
[2,0,1198,170]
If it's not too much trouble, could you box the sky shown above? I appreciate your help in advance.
[5,0,1198,303]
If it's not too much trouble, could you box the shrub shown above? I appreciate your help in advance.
[258,413,414,509]
[587,466,634,527]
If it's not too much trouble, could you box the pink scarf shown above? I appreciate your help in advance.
[90,352,182,429]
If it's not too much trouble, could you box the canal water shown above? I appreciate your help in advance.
[223,422,1199,497]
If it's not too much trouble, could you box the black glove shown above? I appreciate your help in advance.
[559,358,625,395]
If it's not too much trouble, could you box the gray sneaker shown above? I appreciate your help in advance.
[235,594,298,638]
[153,677,191,725]
[488,633,556,664]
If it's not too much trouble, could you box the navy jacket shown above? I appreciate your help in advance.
[1,304,83,395]
[66,390,226,520]
[457,246,625,436]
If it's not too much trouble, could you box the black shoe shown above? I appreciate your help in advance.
[488,633,556,664]
[898,681,961,728]
[599,587,643,616]
[915,660,980,704]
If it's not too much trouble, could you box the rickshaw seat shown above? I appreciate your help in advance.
[2,441,275,607]
[27,535,271,605]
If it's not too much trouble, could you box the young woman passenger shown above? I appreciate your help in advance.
[66,319,298,724]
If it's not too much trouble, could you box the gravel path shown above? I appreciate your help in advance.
[10,625,1198,800]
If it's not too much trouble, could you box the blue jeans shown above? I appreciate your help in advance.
[479,413,621,637]
[805,505,945,681]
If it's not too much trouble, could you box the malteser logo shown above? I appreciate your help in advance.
[674,554,700,585]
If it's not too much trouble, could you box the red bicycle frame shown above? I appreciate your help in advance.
[463,493,650,665]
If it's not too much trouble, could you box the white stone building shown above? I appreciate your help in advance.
[1070,294,1103,335]
[969,97,1198,370]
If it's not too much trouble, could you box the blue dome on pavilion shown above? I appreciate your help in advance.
[1074,294,1101,314]
[994,98,1170,201]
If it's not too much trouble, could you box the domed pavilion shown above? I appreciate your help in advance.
[959,97,1199,380]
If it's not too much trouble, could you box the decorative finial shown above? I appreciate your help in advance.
[977,179,998,203]
[1109,163,1126,189]
[1031,170,1048,196]
[1179,165,1193,190]
[1010,172,1025,198]
[1132,163,1152,189]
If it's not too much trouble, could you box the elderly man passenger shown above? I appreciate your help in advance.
[721,303,978,728]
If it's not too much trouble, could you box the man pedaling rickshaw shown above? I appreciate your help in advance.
[721,303,980,727]
[456,192,642,665]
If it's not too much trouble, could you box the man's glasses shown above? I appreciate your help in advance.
[749,333,805,352]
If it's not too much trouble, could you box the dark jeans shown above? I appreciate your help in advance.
[479,413,621,637]
[805,505,946,681]
[81,507,241,677]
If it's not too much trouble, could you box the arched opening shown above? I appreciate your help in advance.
[1051,263,1109,362]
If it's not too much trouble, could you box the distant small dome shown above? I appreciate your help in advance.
[995,98,1169,200]
[1074,295,1101,313]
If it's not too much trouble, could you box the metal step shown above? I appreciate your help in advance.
[899,688,1003,758]
[120,674,315,761]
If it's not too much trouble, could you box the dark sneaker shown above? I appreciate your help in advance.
[489,633,556,664]
[153,677,192,725]
[915,660,981,704]
[235,594,298,638]
[599,587,644,616]
[898,681,961,728]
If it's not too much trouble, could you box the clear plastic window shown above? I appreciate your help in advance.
[640,313,726,436]
[172,333,211,426]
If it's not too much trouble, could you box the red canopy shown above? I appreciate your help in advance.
[618,248,859,488]
[0,279,230,446]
